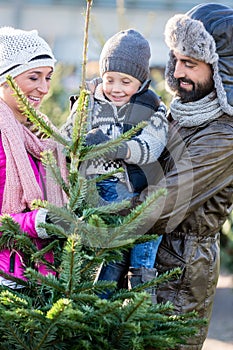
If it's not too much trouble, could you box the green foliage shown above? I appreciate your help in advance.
[221,211,233,272]
[150,67,172,107]
[0,286,203,350]
[0,230,202,350]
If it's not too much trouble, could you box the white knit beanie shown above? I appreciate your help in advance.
[0,26,56,84]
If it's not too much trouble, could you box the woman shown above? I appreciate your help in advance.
[0,27,67,288]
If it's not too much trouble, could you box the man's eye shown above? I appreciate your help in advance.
[185,63,195,68]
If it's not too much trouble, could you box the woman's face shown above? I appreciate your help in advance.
[0,66,53,123]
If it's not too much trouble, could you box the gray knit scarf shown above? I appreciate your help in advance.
[170,92,224,127]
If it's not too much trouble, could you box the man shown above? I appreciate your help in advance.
[137,3,233,349]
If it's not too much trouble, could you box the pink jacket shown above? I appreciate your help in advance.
[0,135,54,283]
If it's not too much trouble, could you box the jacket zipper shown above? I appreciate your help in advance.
[9,252,16,273]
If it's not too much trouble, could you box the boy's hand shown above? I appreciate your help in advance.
[85,128,110,146]
[85,128,128,160]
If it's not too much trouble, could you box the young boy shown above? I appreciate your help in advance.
[62,29,168,301]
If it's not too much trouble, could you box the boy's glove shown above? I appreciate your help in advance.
[85,128,128,160]
[85,128,110,146]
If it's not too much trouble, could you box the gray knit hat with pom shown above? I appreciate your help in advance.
[0,26,56,84]
[164,3,233,116]
[99,29,151,83]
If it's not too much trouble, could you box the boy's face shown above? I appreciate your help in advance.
[102,72,141,107]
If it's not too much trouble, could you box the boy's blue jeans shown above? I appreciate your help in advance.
[130,236,162,268]
[97,250,129,298]
[96,178,162,285]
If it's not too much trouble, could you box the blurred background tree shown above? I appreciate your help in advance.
[40,63,74,128]
[221,211,233,273]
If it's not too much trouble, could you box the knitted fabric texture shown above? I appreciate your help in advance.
[164,3,233,116]
[170,92,224,127]
[99,29,151,82]
[0,98,67,214]
[0,26,56,84]
[69,80,168,183]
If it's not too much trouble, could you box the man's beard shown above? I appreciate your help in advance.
[176,78,215,103]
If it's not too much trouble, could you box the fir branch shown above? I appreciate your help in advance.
[0,232,37,262]
[128,268,182,293]
[69,0,93,171]
[92,167,125,183]
[59,238,84,297]
[0,323,32,350]
[71,88,90,148]
[81,121,147,162]
[82,198,130,218]
[77,188,167,249]
[0,290,29,308]
[69,90,90,175]
[46,297,71,319]
[0,214,21,236]
[41,150,70,196]
[25,268,65,295]
[0,215,38,254]
[0,270,28,288]
[32,200,76,231]
[68,174,88,212]
[32,240,59,259]
[6,75,69,147]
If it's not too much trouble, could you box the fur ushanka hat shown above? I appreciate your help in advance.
[164,3,233,116]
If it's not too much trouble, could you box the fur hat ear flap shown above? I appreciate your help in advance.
[164,51,178,94]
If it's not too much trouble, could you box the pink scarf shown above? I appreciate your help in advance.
[0,98,67,214]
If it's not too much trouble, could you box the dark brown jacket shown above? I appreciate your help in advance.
[140,113,233,349]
